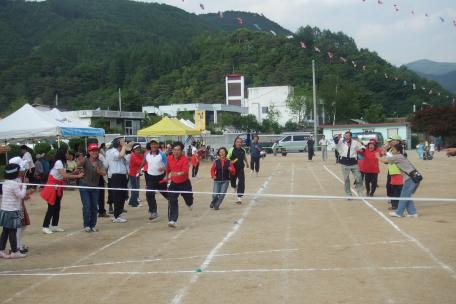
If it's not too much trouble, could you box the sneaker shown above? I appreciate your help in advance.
[84,227,91,233]
[91,227,99,232]
[236,197,242,205]
[389,212,403,218]
[407,214,418,218]
[19,246,29,254]
[50,226,65,232]
[168,221,177,228]
[42,227,53,234]
[9,251,27,259]
[0,250,10,259]
[112,216,127,223]
[149,212,159,221]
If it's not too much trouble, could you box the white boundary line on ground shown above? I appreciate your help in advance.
[170,163,280,304]
[0,227,144,304]
[0,265,436,277]
[323,165,456,280]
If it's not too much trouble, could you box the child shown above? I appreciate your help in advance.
[210,147,236,210]
[0,164,32,259]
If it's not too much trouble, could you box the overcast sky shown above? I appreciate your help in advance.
[144,0,456,66]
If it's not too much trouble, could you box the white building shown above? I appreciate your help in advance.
[246,86,295,126]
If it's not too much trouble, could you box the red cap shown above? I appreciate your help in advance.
[88,143,99,152]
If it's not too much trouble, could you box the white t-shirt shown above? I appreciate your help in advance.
[50,160,65,180]
[22,152,35,169]
[146,153,166,176]
[319,139,329,146]
[191,146,198,155]
[430,144,435,152]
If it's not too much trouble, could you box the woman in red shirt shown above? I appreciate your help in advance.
[128,143,144,207]
[163,142,193,228]
[358,139,384,196]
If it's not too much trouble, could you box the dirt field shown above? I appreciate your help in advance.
[1,151,455,304]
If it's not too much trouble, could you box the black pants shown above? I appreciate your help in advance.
[390,185,403,210]
[230,167,245,197]
[107,177,113,207]
[335,150,340,163]
[364,173,378,195]
[111,174,128,218]
[0,228,17,252]
[168,180,193,222]
[308,149,314,160]
[43,194,62,227]
[26,168,35,188]
[98,176,106,215]
[145,173,168,214]
[250,156,260,173]
[386,173,392,197]
[192,164,199,177]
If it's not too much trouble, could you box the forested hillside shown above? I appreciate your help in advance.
[0,0,452,123]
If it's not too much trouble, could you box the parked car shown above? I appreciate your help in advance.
[277,133,313,153]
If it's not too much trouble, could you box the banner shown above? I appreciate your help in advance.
[194,110,206,131]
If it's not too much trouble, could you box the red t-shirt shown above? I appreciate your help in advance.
[166,155,190,184]
[129,152,144,177]
[358,147,383,173]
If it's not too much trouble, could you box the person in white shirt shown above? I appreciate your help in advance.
[319,135,330,161]
[20,145,35,186]
[334,132,365,197]
[429,142,435,159]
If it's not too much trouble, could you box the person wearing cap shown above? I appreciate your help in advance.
[383,135,404,206]
[127,143,144,208]
[358,139,384,196]
[141,140,168,221]
[106,138,130,223]
[0,164,33,259]
[76,144,106,232]
[334,131,365,197]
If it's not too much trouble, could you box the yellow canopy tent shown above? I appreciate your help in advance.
[137,116,200,136]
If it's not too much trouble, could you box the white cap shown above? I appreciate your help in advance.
[9,156,27,171]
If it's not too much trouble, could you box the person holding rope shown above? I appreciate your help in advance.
[334,131,365,198]
[40,147,84,234]
[162,141,193,228]
[142,140,168,221]
[228,137,249,204]
[77,144,106,232]
[210,147,236,210]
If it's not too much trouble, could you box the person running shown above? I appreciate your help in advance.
[106,138,130,223]
[142,140,168,221]
[128,143,144,208]
[77,144,106,232]
[0,164,33,259]
[163,142,193,228]
[334,132,364,197]
[40,147,84,234]
[358,139,383,196]
[307,136,315,161]
[250,135,261,176]
[381,143,421,218]
[228,137,249,204]
[319,135,330,161]
[210,147,236,210]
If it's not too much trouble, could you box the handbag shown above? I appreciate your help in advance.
[408,170,423,183]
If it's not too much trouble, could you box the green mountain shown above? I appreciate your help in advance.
[404,60,456,93]
[0,0,452,123]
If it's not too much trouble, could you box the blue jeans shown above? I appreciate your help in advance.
[79,183,99,228]
[395,178,419,216]
[211,181,229,209]
[129,176,140,206]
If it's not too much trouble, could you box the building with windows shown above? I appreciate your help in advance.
[320,122,412,148]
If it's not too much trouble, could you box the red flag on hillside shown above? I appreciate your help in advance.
[314,47,321,53]
[393,4,399,12]
[300,41,307,49]
[378,0,383,4]
[236,17,243,25]
[428,89,433,95]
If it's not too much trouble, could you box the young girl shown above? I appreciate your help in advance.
[210,147,236,210]
[0,164,32,259]
[40,147,84,234]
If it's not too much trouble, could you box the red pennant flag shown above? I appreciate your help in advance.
[384,73,389,79]
[300,41,307,49]
[393,4,399,12]
[453,20,456,27]
[327,52,333,59]
[200,3,205,10]
[378,0,383,4]
[428,89,433,95]
[339,57,347,63]
[314,47,321,53]
[352,61,357,68]
[219,11,224,18]
[362,65,367,71]
[236,17,243,25]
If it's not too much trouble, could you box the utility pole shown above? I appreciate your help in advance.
[312,60,318,140]
[118,88,122,114]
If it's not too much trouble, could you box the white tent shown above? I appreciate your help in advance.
[0,104,104,140]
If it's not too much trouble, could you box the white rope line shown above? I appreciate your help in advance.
[3,181,456,203]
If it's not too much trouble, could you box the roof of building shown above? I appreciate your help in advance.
[320,122,411,129]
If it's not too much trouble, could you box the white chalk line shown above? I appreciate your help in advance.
[323,165,456,280]
[7,181,456,203]
[0,240,412,275]
[1,227,144,304]
[0,266,437,277]
[311,165,395,303]
[170,163,280,304]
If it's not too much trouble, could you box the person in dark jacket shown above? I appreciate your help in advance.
[210,147,236,210]
[307,136,315,161]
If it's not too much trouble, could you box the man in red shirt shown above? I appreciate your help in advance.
[163,141,193,228]
[128,143,144,207]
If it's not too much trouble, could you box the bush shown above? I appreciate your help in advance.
[0,165,4,180]
[34,142,52,155]
[51,141,69,151]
